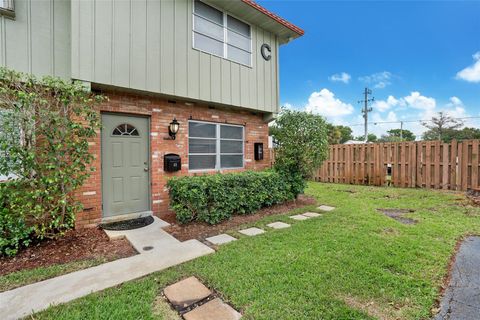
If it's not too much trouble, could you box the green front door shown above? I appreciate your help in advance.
[101,114,150,218]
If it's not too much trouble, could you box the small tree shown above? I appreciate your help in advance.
[422,112,463,142]
[354,133,378,142]
[379,129,416,142]
[326,124,353,144]
[271,108,329,196]
[0,67,104,255]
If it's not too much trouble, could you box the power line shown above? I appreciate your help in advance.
[347,116,480,127]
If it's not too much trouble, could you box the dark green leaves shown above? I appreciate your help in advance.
[0,67,103,256]
[167,170,296,225]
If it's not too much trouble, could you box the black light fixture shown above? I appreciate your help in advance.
[168,118,180,140]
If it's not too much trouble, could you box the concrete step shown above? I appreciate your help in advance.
[0,217,214,320]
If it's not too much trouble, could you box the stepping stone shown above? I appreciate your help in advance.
[303,212,322,218]
[238,227,265,236]
[205,234,237,245]
[163,276,211,308]
[267,222,291,229]
[317,205,335,212]
[289,214,310,221]
[183,298,241,320]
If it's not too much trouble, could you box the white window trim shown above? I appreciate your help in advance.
[192,0,253,68]
[188,120,245,172]
[0,0,14,18]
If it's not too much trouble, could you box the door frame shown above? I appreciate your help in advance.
[100,112,152,220]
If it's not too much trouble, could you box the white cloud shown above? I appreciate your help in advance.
[373,92,435,113]
[456,52,480,83]
[443,96,468,118]
[448,96,463,106]
[305,88,354,117]
[366,92,468,138]
[403,91,436,111]
[329,72,351,84]
[359,71,392,89]
[373,95,403,112]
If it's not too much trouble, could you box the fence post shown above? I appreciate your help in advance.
[314,140,480,191]
[442,143,449,189]
[473,141,479,190]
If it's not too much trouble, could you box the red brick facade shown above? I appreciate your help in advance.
[75,89,271,228]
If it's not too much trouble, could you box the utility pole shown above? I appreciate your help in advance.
[358,88,374,142]
[400,121,404,141]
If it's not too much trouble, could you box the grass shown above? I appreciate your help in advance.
[33,183,480,319]
[0,258,108,292]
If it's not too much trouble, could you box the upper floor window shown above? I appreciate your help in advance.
[0,0,14,12]
[193,0,252,67]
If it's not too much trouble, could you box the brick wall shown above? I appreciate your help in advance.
[75,89,271,228]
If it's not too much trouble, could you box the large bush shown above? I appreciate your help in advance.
[167,170,296,224]
[0,68,103,256]
[270,108,329,195]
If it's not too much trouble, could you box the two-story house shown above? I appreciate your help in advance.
[0,0,303,227]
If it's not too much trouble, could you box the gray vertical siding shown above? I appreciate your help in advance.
[0,0,70,79]
[0,0,280,114]
[71,0,279,114]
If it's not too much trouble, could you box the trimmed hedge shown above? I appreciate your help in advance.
[167,170,298,224]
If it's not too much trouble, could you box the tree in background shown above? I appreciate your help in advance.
[354,133,378,142]
[271,108,329,196]
[336,125,354,143]
[453,127,480,140]
[326,123,341,145]
[422,112,463,142]
[379,129,416,142]
[423,127,480,143]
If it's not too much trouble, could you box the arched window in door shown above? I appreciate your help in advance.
[112,124,139,136]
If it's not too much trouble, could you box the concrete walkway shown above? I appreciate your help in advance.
[434,236,480,320]
[0,217,214,320]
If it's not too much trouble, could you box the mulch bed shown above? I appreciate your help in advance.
[0,228,137,276]
[164,195,317,242]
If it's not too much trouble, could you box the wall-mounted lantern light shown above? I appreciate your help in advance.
[168,118,180,140]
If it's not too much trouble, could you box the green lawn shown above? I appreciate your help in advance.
[0,258,107,292]
[34,183,480,319]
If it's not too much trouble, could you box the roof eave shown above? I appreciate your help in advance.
[202,0,304,44]
[240,0,304,37]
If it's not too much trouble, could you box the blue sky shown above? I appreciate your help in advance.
[258,0,480,138]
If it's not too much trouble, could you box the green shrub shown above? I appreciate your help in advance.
[270,108,329,195]
[0,181,34,256]
[167,170,295,224]
[0,67,103,256]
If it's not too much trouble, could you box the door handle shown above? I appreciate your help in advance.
[144,167,149,172]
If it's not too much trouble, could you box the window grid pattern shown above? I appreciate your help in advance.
[1,0,14,11]
[188,121,244,171]
[192,0,252,66]
[112,124,139,136]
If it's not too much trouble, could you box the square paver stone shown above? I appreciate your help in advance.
[303,212,322,218]
[183,298,241,320]
[205,234,237,245]
[238,227,265,236]
[289,214,310,221]
[163,276,211,308]
[317,205,335,212]
[266,222,291,229]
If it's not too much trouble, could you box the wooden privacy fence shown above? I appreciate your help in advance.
[315,140,480,191]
